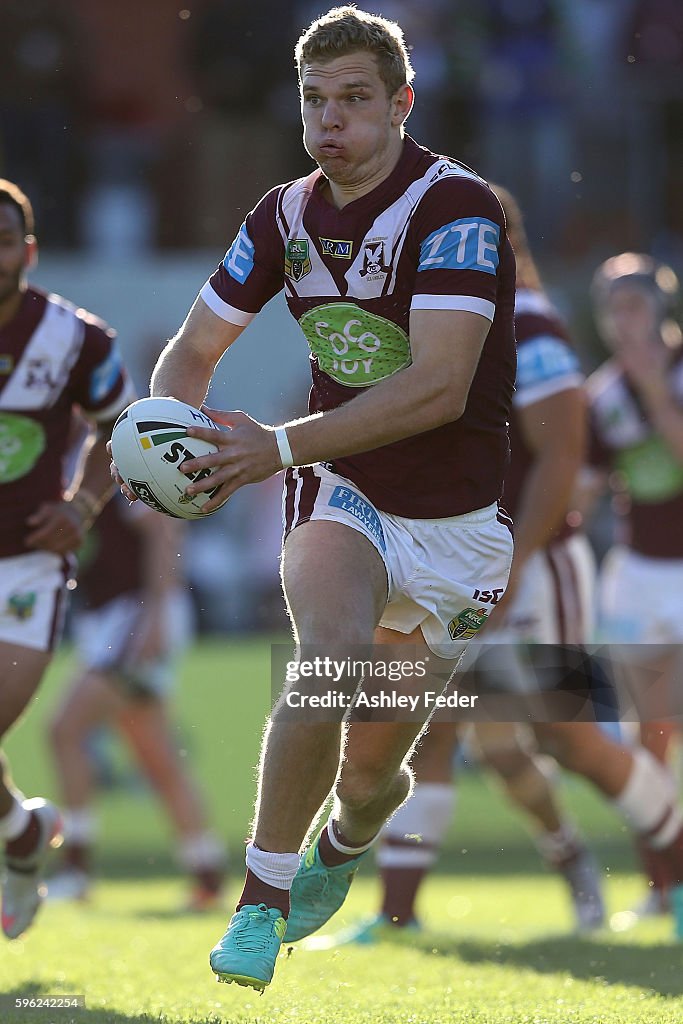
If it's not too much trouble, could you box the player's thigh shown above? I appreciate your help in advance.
[282,520,388,643]
[0,640,51,737]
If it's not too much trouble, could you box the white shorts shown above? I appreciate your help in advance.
[502,533,596,645]
[0,551,73,652]
[74,589,194,698]
[282,464,513,658]
[598,546,683,646]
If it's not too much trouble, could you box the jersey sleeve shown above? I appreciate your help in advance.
[409,177,506,323]
[200,186,284,327]
[514,333,583,408]
[69,317,135,422]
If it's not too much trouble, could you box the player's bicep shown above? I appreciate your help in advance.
[409,308,491,414]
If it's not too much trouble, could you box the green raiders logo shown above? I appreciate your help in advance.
[616,435,683,503]
[0,412,46,483]
[299,303,412,387]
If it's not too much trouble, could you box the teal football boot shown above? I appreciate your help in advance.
[286,835,370,942]
[209,903,287,991]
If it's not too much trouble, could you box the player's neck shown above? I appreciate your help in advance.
[0,284,26,330]
[325,136,404,210]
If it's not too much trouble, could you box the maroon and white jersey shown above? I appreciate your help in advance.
[503,288,584,538]
[0,286,134,557]
[587,348,683,558]
[201,136,516,518]
[78,492,143,609]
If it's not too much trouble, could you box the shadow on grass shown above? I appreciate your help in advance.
[0,982,225,1024]
[408,931,683,998]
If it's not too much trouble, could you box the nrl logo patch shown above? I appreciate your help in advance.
[320,238,353,259]
[360,237,390,279]
[448,606,489,641]
[284,239,312,282]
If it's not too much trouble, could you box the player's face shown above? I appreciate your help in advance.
[598,285,661,355]
[300,51,412,194]
[0,203,31,305]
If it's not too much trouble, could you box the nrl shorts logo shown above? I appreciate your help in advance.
[7,591,37,621]
[448,606,489,641]
[285,239,312,282]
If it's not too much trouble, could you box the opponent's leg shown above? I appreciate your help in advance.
[118,699,226,908]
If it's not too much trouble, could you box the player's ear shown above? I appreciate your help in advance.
[24,235,38,271]
[391,83,413,127]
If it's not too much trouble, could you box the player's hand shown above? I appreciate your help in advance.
[182,406,283,511]
[106,440,137,502]
[25,501,85,554]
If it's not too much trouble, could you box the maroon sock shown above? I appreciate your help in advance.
[5,812,41,860]
[380,866,426,926]
[317,820,375,868]
[237,868,290,917]
[193,866,224,895]
[647,824,683,888]
[62,842,91,874]
[636,834,675,895]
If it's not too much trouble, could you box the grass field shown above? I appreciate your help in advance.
[2,639,682,1024]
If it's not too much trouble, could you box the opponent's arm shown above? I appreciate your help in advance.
[182,307,491,510]
[503,386,586,599]
[26,419,118,555]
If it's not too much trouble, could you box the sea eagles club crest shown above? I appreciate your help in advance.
[285,239,312,282]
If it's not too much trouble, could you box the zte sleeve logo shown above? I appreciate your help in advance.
[224,222,255,283]
[418,218,501,275]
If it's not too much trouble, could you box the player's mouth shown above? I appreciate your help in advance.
[318,140,344,156]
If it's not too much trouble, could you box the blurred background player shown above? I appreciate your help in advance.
[337,189,683,943]
[47,490,227,911]
[0,178,133,939]
[587,253,683,916]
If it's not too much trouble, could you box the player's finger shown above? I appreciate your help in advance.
[200,405,242,427]
[185,424,228,445]
[26,503,52,526]
[179,449,231,475]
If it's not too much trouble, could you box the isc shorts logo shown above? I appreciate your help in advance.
[285,239,312,282]
[448,607,489,641]
[6,591,37,621]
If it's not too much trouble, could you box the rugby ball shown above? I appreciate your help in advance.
[110,397,227,519]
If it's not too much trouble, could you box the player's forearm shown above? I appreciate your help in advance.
[510,450,581,567]
[151,335,216,409]
[68,433,116,523]
[284,364,461,465]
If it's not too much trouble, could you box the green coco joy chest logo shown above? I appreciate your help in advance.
[299,303,412,387]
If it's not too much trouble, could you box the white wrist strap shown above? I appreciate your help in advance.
[274,426,294,469]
